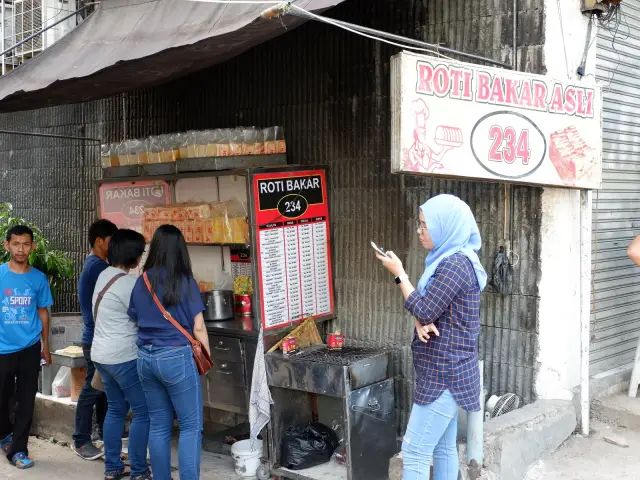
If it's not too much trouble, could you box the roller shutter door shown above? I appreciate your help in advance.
[591,1,640,374]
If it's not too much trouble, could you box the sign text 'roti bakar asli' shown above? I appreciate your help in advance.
[391,51,602,189]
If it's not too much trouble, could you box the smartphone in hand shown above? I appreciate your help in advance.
[371,241,391,257]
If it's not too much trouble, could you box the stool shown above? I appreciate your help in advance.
[51,352,88,401]
[70,367,87,402]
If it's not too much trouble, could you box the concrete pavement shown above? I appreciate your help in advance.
[0,437,104,479]
[524,421,640,480]
[0,436,239,480]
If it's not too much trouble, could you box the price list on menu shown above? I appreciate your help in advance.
[253,170,334,330]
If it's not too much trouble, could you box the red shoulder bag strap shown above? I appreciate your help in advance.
[142,272,197,347]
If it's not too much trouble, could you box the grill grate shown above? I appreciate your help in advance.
[292,346,385,365]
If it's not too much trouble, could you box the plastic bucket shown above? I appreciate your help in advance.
[230,439,263,478]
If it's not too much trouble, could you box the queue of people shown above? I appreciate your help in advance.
[0,192,485,480]
[82,222,210,480]
[0,219,210,480]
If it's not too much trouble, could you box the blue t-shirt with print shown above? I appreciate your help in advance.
[0,263,53,354]
[128,268,204,347]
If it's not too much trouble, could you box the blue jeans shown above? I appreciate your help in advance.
[137,346,203,480]
[73,346,107,447]
[94,360,150,478]
[402,390,459,480]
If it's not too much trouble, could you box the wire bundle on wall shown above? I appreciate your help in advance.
[596,1,628,87]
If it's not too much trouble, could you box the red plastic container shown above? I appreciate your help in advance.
[328,334,345,350]
[235,294,252,316]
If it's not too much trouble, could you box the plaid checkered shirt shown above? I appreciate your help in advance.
[404,253,481,411]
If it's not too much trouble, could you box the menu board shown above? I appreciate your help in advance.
[253,169,334,330]
[98,180,171,233]
[231,248,252,279]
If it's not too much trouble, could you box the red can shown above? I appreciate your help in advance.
[235,294,252,316]
[282,336,297,355]
[328,334,345,350]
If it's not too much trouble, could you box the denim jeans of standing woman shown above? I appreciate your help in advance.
[402,390,459,480]
[94,360,151,479]
[137,345,203,480]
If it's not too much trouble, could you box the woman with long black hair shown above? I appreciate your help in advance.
[128,225,210,480]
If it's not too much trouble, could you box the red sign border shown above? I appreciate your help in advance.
[252,169,335,331]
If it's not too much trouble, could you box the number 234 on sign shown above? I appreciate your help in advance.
[489,127,530,165]
[471,111,546,180]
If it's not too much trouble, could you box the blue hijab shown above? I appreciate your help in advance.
[416,194,487,295]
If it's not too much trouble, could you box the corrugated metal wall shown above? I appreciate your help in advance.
[0,0,545,430]
[591,1,640,374]
[0,103,112,311]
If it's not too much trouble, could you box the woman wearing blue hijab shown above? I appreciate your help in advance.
[376,194,486,480]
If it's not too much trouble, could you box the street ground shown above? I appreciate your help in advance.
[3,421,640,479]
[0,436,238,480]
[524,420,640,480]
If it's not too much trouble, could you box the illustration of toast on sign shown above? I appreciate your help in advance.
[404,98,463,173]
[549,126,596,186]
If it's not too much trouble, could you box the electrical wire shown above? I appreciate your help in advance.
[193,0,498,64]
[287,4,454,60]
[608,6,629,84]
[187,1,286,3]
[556,0,572,80]
[556,1,624,87]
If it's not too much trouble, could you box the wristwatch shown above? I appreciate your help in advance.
[395,274,409,285]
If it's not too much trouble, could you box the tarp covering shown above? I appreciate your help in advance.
[0,0,343,112]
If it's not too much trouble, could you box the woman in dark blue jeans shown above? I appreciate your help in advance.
[91,229,150,480]
[128,225,210,480]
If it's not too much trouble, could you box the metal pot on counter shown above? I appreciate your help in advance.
[201,290,235,321]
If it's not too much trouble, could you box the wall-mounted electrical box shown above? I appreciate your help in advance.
[582,0,622,13]
[581,0,608,13]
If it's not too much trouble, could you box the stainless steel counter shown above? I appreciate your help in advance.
[205,316,258,338]
[202,318,258,414]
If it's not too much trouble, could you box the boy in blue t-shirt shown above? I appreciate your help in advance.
[0,225,53,469]
[72,219,117,461]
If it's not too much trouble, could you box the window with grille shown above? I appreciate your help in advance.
[14,0,43,56]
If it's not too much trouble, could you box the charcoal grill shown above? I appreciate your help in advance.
[294,346,386,364]
[265,345,396,480]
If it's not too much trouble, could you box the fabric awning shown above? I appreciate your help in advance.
[0,0,343,113]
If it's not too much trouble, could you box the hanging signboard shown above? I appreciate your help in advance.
[98,180,171,232]
[252,169,335,331]
[391,51,602,189]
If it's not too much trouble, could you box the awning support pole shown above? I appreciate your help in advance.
[0,129,101,143]
[1,0,5,75]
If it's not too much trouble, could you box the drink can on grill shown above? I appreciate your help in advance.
[282,336,297,355]
[328,334,345,350]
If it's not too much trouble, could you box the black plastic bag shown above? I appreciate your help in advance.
[280,423,339,470]
[489,246,511,295]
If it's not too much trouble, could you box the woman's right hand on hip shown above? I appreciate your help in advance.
[415,319,439,342]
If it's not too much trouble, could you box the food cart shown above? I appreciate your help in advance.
[96,132,395,480]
